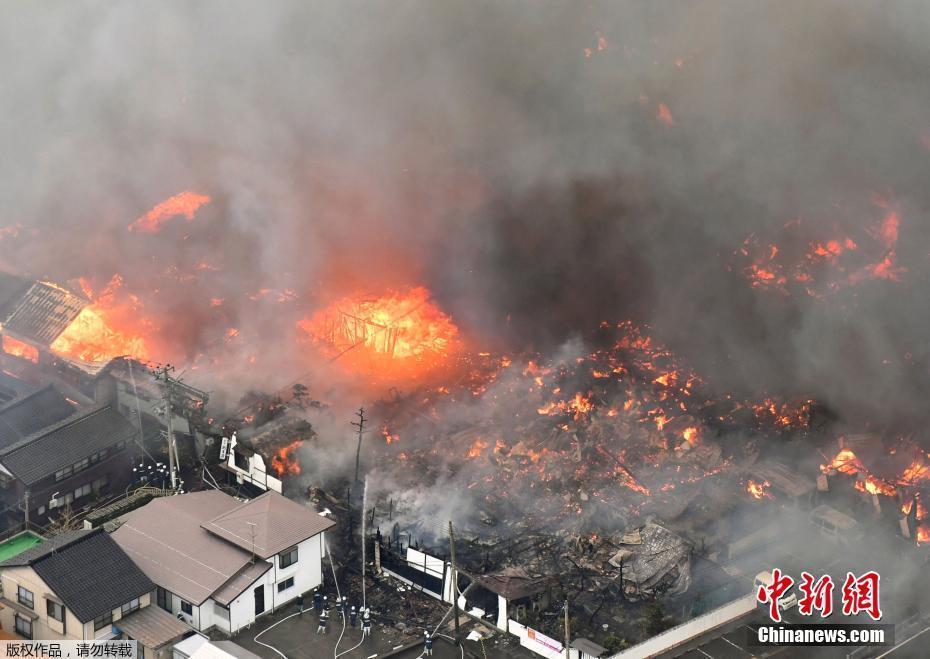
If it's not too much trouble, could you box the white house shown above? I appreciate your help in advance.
[218,432,283,494]
[111,490,334,635]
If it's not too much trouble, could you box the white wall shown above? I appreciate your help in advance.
[153,533,326,636]
[225,566,275,635]
[609,594,756,658]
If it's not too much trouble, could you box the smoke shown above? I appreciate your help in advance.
[2,1,930,424]
[7,0,930,623]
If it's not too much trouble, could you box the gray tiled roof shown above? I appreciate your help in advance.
[0,386,75,451]
[201,491,335,559]
[0,528,153,623]
[0,529,91,567]
[0,405,136,485]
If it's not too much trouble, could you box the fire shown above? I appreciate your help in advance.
[657,103,675,126]
[298,286,459,378]
[466,439,489,459]
[747,479,771,500]
[855,476,896,497]
[269,440,303,476]
[821,448,861,475]
[51,306,148,363]
[128,191,211,233]
[1,336,38,363]
[50,275,150,363]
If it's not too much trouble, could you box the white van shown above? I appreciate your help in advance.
[809,505,862,544]
[754,571,798,611]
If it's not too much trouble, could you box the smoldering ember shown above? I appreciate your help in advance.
[3,3,930,659]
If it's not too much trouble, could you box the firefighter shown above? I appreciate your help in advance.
[341,595,348,616]
[313,590,322,614]
[361,607,372,638]
[424,631,434,656]
[317,605,329,634]
[349,605,357,628]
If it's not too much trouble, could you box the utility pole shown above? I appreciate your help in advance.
[361,476,368,610]
[449,520,460,647]
[351,408,367,487]
[563,598,570,659]
[151,364,179,490]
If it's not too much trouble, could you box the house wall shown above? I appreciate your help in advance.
[157,588,204,631]
[81,592,153,640]
[211,533,327,635]
[31,447,134,516]
[0,565,80,640]
[0,566,151,640]
[225,567,276,635]
[272,534,324,608]
[0,442,134,528]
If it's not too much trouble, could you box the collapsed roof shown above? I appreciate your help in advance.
[0,271,87,346]
[608,521,692,600]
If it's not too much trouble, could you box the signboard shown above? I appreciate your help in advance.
[526,627,563,653]
[219,436,229,461]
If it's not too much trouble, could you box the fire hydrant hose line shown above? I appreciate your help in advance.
[252,539,344,659]
[326,539,350,659]
[253,610,302,659]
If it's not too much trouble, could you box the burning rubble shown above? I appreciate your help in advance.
[372,319,818,536]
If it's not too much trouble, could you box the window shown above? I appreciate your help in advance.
[93,612,112,631]
[180,600,193,616]
[234,450,249,471]
[214,603,230,620]
[278,546,298,569]
[277,577,294,593]
[121,598,140,616]
[47,600,64,622]
[50,492,74,509]
[73,483,92,500]
[73,458,89,474]
[14,615,31,640]
[156,587,171,612]
[37,506,45,517]
[17,586,34,609]
[54,466,72,482]
[92,477,108,494]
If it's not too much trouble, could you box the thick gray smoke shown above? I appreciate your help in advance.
[2,0,930,424]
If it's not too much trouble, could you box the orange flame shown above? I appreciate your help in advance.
[747,479,771,499]
[128,191,211,234]
[269,440,303,476]
[466,439,489,459]
[298,286,459,379]
[1,336,38,363]
[50,275,150,363]
[657,103,675,126]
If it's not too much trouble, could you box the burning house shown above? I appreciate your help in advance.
[0,272,87,365]
[6,2,930,656]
